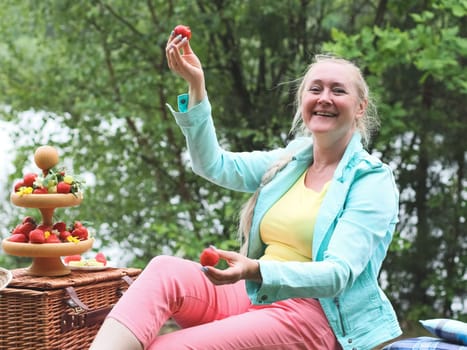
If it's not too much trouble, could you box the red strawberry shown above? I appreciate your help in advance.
[22,216,37,225]
[45,233,61,243]
[12,224,23,235]
[63,255,81,264]
[14,181,25,192]
[13,222,36,238]
[9,233,28,243]
[199,247,220,267]
[95,252,107,266]
[57,181,72,193]
[52,221,67,233]
[29,229,46,243]
[71,226,88,240]
[33,187,48,194]
[22,221,36,232]
[59,230,71,241]
[23,173,37,187]
[174,24,192,40]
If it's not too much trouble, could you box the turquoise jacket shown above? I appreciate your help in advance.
[168,94,402,350]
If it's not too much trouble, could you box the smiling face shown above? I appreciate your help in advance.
[300,61,367,145]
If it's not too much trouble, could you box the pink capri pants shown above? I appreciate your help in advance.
[108,255,339,349]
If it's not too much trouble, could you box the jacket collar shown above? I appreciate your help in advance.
[334,133,364,182]
[291,132,363,179]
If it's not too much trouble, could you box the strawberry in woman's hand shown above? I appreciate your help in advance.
[200,247,220,267]
[174,24,191,40]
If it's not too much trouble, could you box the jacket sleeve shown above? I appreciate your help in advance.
[247,160,399,304]
[167,94,287,193]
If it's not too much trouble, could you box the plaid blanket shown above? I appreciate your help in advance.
[383,337,467,350]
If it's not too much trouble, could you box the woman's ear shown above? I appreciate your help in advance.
[356,99,368,119]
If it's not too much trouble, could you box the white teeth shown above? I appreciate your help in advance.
[314,111,336,117]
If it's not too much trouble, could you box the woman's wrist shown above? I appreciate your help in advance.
[188,80,206,108]
[245,259,262,283]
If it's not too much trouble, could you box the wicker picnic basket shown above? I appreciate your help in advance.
[0,267,141,350]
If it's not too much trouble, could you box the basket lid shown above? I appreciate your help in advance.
[0,267,13,290]
[7,267,141,291]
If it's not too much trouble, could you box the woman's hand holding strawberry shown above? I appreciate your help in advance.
[166,25,206,107]
[201,247,262,285]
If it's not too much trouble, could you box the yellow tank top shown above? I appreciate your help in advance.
[259,171,329,262]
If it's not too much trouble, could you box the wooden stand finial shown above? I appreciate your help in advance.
[34,145,59,172]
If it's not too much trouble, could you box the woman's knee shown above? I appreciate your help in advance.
[147,255,190,268]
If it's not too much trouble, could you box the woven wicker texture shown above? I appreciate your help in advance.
[0,267,140,350]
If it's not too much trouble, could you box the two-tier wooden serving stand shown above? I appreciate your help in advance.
[2,146,93,276]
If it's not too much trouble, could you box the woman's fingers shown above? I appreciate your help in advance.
[165,31,204,92]
[200,248,261,284]
[202,265,242,285]
[181,39,193,54]
[166,35,188,72]
[165,34,181,61]
[167,30,175,42]
[200,249,249,285]
[215,249,244,267]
